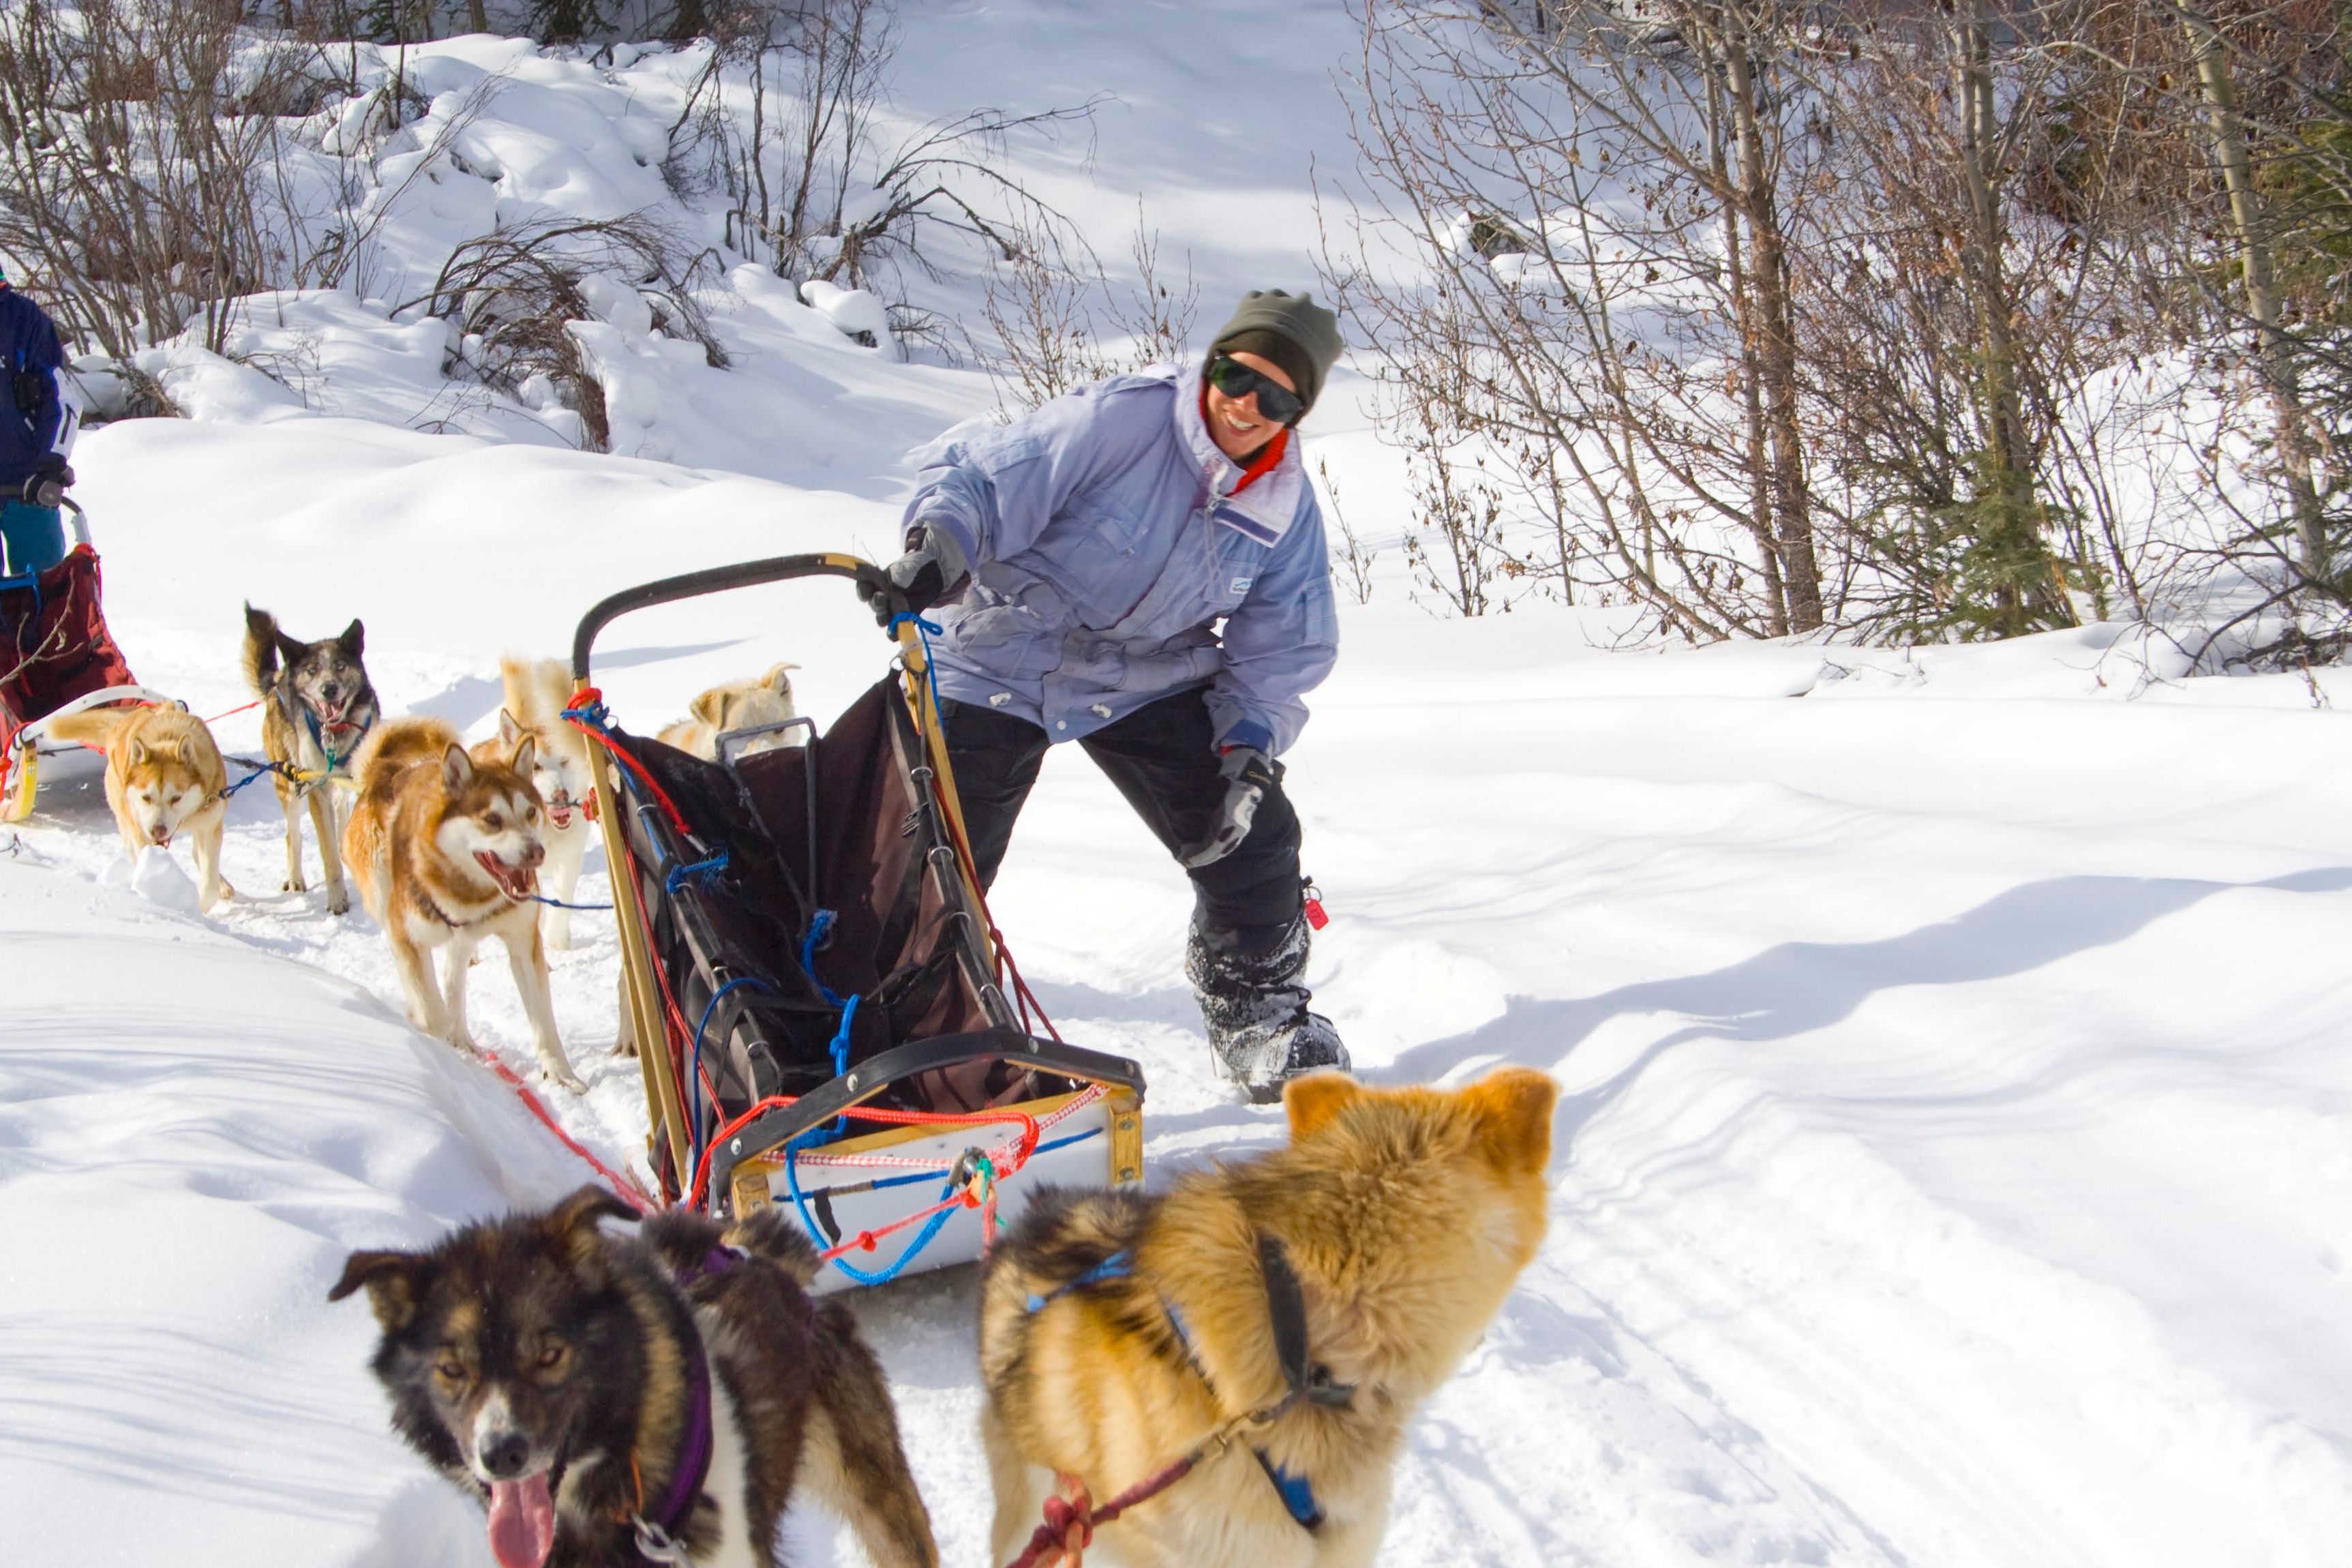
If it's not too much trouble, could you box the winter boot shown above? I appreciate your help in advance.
[1186,911,1349,1102]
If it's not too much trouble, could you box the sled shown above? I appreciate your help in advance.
[0,502,173,824]
[571,554,1146,1290]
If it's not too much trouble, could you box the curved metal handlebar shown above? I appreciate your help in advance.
[570,552,899,684]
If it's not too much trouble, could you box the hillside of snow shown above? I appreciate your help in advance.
[5,5,2352,1567]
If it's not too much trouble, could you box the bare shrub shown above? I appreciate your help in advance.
[981,207,1198,413]
[395,212,726,451]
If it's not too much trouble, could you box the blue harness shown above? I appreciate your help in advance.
[1022,1233,1353,1532]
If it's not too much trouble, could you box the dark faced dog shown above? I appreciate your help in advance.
[241,603,380,915]
[331,1187,938,1568]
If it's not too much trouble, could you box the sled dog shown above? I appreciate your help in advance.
[342,714,582,1091]
[331,1186,940,1568]
[48,702,234,912]
[242,605,379,915]
[979,1066,1559,1568]
[658,663,800,760]
[499,655,596,952]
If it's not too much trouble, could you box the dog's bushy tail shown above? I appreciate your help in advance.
[725,1207,824,1287]
[44,704,135,751]
[241,604,280,698]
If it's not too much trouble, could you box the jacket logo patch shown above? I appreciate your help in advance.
[1229,575,1254,597]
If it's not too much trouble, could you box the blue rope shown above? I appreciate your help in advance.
[526,892,614,911]
[665,845,729,894]
[887,612,946,721]
[217,760,286,800]
[783,1125,963,1287]
[836,1126,1099,1196]
[687,976,777,1177]
[560,697,610,730]
[799,908,841,1004]
[1023,1247,1134,1314]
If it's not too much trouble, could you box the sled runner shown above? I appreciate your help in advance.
[571,554,1145,1289]
[0,502,173,824]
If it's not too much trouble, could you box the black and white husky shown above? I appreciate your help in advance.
[332,1187,939,1568]
[242,603,380,915]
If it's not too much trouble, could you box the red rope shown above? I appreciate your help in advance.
[563,687,694,837]
[688,1094,1042,1211]
[472,1048,656,1213]
[1000,1456,1202,1568]
[199,698,260,724]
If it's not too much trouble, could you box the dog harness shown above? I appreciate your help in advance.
[1021,1233,1353,1532]
[299,702,370,775]
[624,1246,738,1565]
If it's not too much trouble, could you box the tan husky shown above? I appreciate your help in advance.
[342,715,584,1092]
[978,1067,1559,1568]
[48,702,234,913]
[498,655,596,952]
[657,663,800,759]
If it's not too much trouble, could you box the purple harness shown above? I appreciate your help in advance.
[628,1248,736,1565]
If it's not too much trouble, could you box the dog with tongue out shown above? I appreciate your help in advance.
[333,1186,940,1568]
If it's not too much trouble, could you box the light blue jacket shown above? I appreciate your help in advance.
[904,365,1338,755]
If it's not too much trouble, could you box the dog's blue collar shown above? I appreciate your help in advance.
[301,703,369,768]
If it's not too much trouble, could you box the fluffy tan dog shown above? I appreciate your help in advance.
[657,663,800,760]
[978,1066,1559,1568]
[48,702,233,911]
[498,655,597,951]
[342,715,583,1091]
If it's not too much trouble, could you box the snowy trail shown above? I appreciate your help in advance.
[15,494,2352,1562]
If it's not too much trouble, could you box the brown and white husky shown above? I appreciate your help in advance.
[342,714,583,1091]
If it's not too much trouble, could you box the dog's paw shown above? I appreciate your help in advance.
[281,875,306,893]
[327,890,350,916]
[543,1064,588,1094]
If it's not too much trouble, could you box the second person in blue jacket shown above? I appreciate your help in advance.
[871,288,1347,1100]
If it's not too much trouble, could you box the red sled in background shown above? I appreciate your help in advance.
[0,501,170,822]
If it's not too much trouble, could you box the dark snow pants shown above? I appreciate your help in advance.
[938,686,1304,948]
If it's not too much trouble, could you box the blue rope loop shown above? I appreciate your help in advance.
[560,697,611,730]
[799,908,841,1004]
[665,845,729,895]
[687,976,777,1178]
[217,760,286,800]
[887,612,947,721]
[782,1124,963,1287]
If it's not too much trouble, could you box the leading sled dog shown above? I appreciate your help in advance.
[46,702,234,913]
[979,1066,1560,1568]
[332,1186,940,1568]
[342,713,584,1091]
[242,605,379,915]
[499,655,595,952]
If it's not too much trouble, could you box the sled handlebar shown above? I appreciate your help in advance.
[571,553,894,684]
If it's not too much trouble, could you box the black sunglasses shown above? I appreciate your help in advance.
[1207,355,1306,426]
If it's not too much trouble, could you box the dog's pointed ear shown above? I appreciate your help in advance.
[689,688,725,726]
[441,743,473,791]
[765,663,798,694]
[497,708,522,745]
[1283,1072,1363,1142]
[330,1248,434,1331]
[511,735,536,777]
[547,1185,637,1280]
[125,734,149,767]
[1462,1067,1559,1179]
[340,619,364,658]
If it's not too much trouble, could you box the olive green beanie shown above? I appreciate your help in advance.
[1206,289,1344,418]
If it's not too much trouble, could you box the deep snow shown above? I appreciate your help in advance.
[5,4,2352,1566]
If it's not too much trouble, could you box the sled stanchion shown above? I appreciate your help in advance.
[590,735,693,1196]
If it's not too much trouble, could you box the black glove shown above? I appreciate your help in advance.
[1180,746,1279,868]
[860,522,969,627]
[22,457,71,510]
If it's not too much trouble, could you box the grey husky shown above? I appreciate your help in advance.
[242,603,380,914]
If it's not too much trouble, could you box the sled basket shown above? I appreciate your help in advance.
[0,509,170,824]
[572,554,1145,1290]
